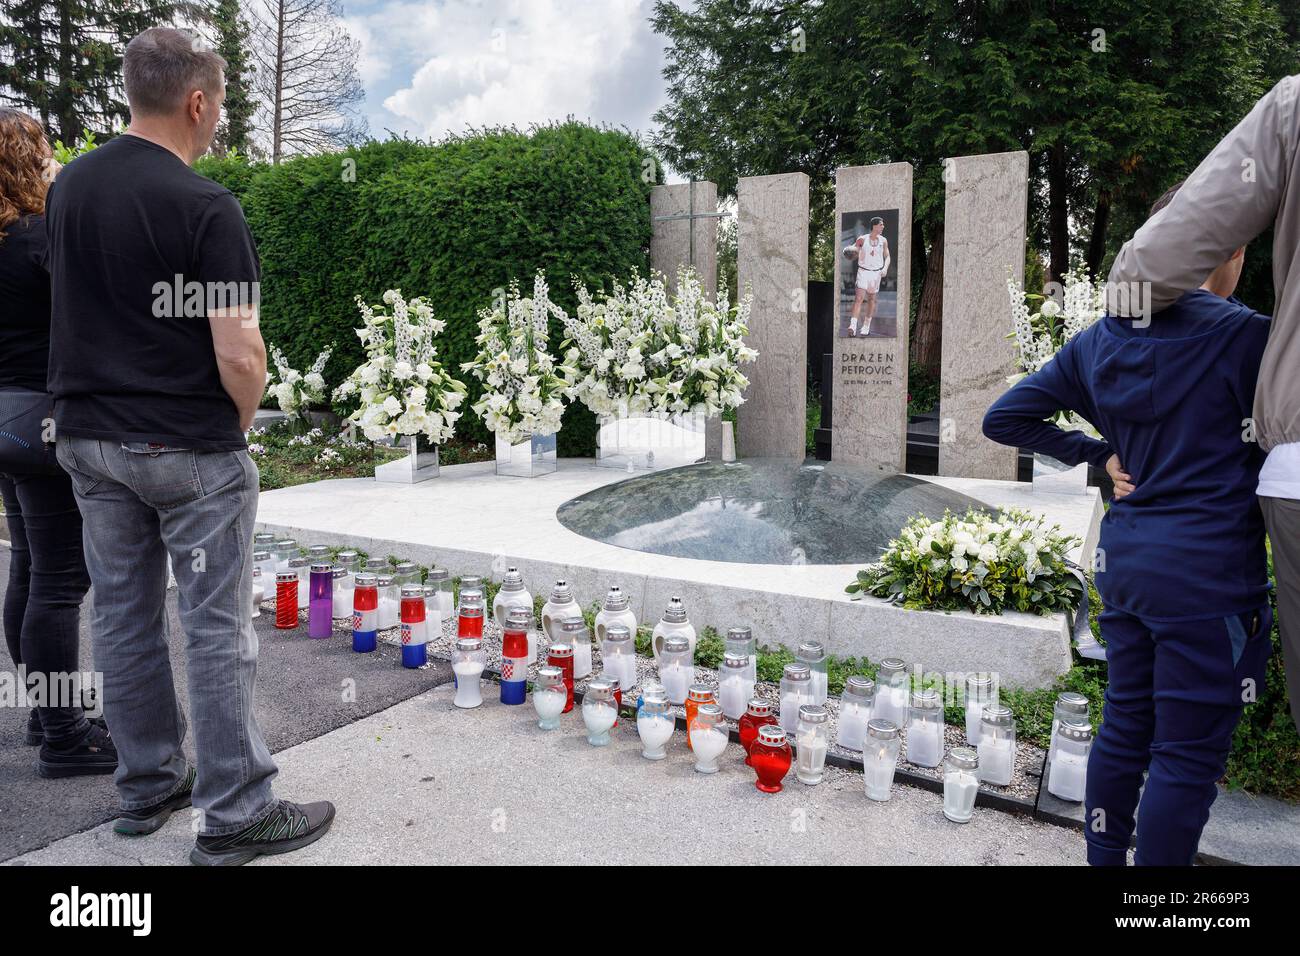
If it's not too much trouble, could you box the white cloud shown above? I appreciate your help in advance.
[345,0,664,141]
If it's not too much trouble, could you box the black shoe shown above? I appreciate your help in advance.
[190,799,336,866]
[37,723,118,778]
[114,767,196,836]
[25,709,109,746]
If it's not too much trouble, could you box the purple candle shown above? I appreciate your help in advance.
[308,562,333,639]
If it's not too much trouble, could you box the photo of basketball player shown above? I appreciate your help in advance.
[837,209,900,339]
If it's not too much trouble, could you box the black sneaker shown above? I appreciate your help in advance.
[114,767,196,836]
[190,799,336,866]
[37,723,118,778]
[26,712,109,746]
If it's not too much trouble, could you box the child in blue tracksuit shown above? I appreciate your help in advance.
[983,226,1273,865]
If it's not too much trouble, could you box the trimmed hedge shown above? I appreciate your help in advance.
[195,124,654,453]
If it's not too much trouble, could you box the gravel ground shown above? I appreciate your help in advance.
[278,597,1048,802]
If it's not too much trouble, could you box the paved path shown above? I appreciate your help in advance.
[11,684,1086,865]
[0,546,449,861]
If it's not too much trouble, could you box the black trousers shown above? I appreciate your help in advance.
[0,469,91,744]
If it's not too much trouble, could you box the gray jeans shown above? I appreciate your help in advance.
[1261,496,1300,736]
[56,436,277,835]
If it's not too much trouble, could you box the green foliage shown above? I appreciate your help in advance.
[211,0,255,157]
[248,418,403,491]
[907,361,940,418]
[805,389,820,454]
[693,627,725,668]
[198,125,651,454]
[52,129,98,165]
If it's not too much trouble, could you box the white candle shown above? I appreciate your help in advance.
[965,699,985,747]
[534,689,565,723]
[719,675,749,720]
[795,734,828,785]
[452,662,483,708]
[864,752,897,801]
[977,739,1014,786]
[637,713,674,759]
[874,686,909,729]
[836,701,871,751]
[423,599,443,640]
[1048,749,1087,802]
[378,595,399,630]
[779,690,809,734]
[906,720,944,768]
[690,727,728,772]
[583,703,617,742]
[573,641,593,681]
[660,662,691,705]
[943,770,980,823]
[810,671,828,706]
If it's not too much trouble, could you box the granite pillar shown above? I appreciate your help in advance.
[735,172,809,460]
[938,151,1028,480]
[830,163,912,472]
[651,181,723,458]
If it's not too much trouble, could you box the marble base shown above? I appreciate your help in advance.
[256,461,1101,690]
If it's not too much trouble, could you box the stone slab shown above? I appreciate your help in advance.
[252,461,1100,689]
[938,150,1028,480]
[831,163,912,473]
[736,172,809,460]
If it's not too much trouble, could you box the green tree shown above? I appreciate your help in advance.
[651,0,1294,375]
[0,2,204,142]
[211,0,255,156]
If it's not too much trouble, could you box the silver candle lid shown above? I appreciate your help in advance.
[354,572,377,588]
[756,724,788,745]
[426,567,449,582]
[400,583,424,598]
[288,556,309,569]
[331,567,347,580]
[377,573,394,586]
[982,704,1014,727]
[687,683,714,702]
[253,550,271,561]
[500,567,525,591]
[460,575,484,590]
[867,718,900,740]
[276,570,297,583]
[393,559,416,572]
[560,616,588,637]
[782,663,811,682]
[310,561,333,574]
[844,675,876,699]
[547,642,573,659]
[696,702,723,719]
[797,640,826,662]
[549,579,574,603]
[911,688,941,709]
[1059,718,1093,742]
[722,652,748,671]
[423,585,437,597]
[947,746,980,771]
[364,557,388,572]
[662,634,690,654]
[254,533,275,546]
[455,637,483,652]
[966,673,995,697]
[275,538,297,550]
[603,586,630,612]
[1056,691,1089,715]
[798,704,828,724]
[586,676,616,699]
[505,606,532,630]
[746,698,773,717]
[640,680,667,700]
[725,626,754,651]
[536,665,563,682]
[661,596,688,624]
[878,658,908,680]
[604,624,632,646]
[337,550,359,566]
[307,544,329,557]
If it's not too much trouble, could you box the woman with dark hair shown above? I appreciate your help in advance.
[0,107,115,776]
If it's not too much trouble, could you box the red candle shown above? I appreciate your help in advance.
[750,725,792,793]
[457,603,484,639]
[609,680,623,729]
[275,571,298,629]
[738,698,778,766]
[547,643,575,713]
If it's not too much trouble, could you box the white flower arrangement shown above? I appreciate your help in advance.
[332,289,468,444]
[265,344,332,420]
[560,268,756,419]
[1007,268,1104,436]
[461,273,576,445]
[847,508,1083,616]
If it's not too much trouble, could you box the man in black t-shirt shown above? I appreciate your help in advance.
[47,27,334,865]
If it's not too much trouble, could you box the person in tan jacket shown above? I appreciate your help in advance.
[1107,75,1300,734]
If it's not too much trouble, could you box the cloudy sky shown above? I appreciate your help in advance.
[341,0,674,159]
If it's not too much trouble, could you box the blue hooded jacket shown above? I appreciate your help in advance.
[983,289,1270,621]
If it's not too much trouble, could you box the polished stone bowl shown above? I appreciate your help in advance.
[556,459,990,566]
